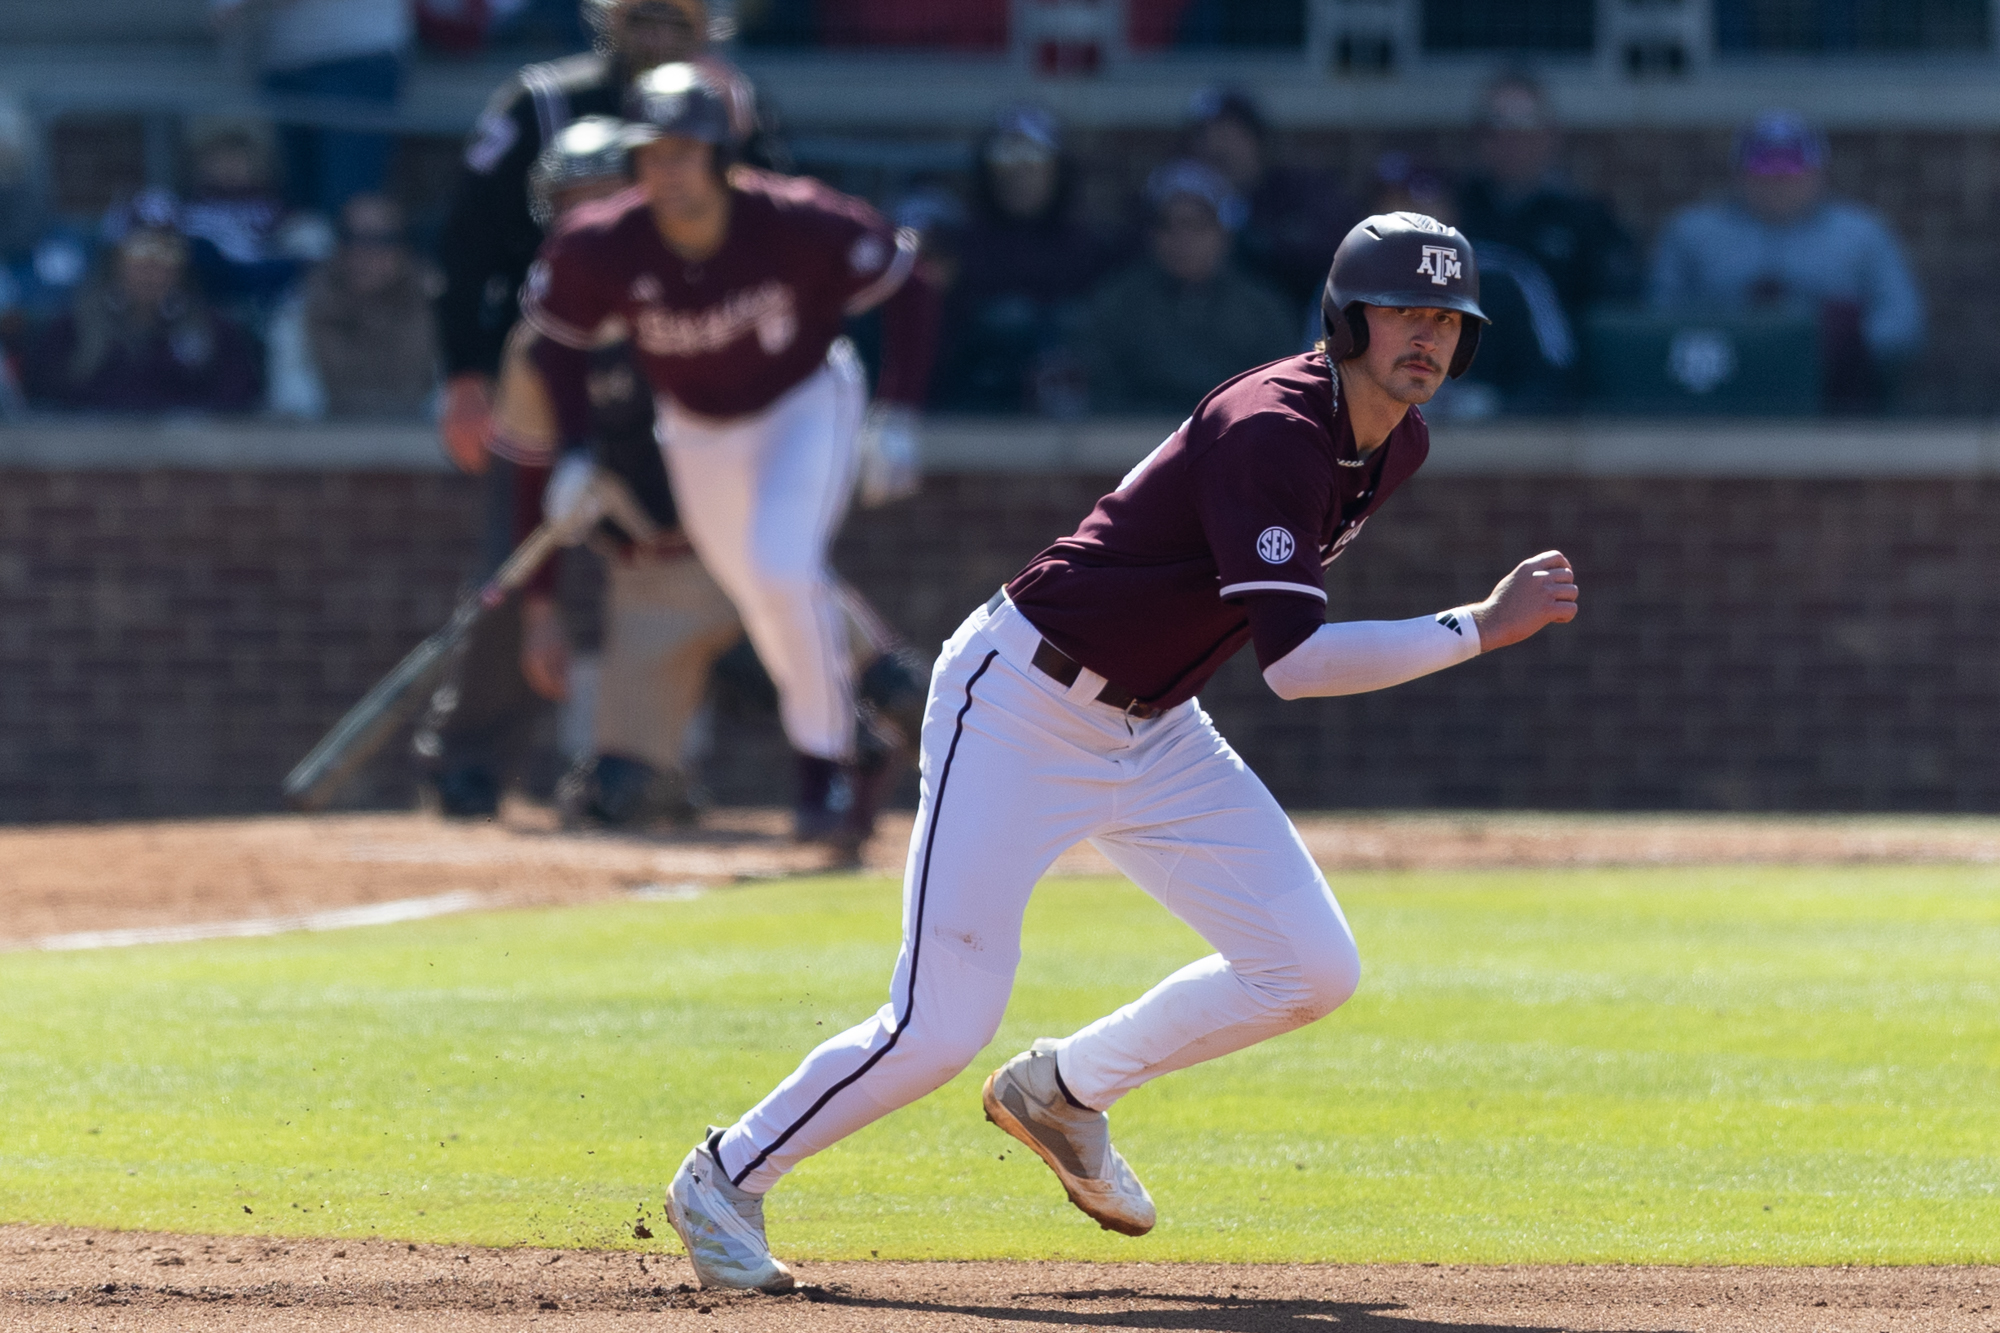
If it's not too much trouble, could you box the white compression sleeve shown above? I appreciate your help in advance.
[1261,608,1483,701]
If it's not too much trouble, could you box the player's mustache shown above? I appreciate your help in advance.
[1398,354,1442,373]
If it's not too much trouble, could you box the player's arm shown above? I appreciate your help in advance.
[436,85,543,377]
[518,218,621,464]
[1254,551,1578,701]
[1644,211,1703,313]
[512,228,625,702]
[435,85,545,471]
[506,451,569,701]
[1855,211,1923,360]
[855,255,936,506]
[862,230,935,407]
[825,196,931,505]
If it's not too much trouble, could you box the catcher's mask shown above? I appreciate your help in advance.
[583,0,715,56]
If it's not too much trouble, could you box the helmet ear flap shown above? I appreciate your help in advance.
[1447,318,1482,379]
[1323,301,1369,362]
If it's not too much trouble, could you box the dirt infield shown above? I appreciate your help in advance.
[11,805,2000,947]
[3,1225,1996,1332]
[8,810,2000,1330]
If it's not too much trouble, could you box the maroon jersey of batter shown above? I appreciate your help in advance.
[1006,351,1429,711]
[520,170,922,419]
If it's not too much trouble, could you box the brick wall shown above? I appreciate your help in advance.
[4,463,1997,822]
[0,469,477,821]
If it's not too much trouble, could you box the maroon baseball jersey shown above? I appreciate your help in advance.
[520,169,917,419]
[1006,352,1429,710]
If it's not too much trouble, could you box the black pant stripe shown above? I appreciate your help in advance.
[728,648,999,1187]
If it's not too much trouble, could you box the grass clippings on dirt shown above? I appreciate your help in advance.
[1,866,1996,1266]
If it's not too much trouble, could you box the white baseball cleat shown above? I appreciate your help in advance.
[982,1039,1157,1236]
[664,1136,795,1292]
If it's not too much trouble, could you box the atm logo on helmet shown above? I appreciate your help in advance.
[1416,245,1461,286]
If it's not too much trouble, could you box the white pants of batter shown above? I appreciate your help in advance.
[713,593,1361,1194]
[656,346,866,762]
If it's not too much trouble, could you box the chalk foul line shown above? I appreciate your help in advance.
[29,890,493,952]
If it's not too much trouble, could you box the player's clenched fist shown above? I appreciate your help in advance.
[1470,550,1579,651]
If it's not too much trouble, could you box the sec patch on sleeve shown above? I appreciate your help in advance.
[1256,526,1296,564]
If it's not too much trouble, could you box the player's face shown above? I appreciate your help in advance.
[1741,167,1824,225]
[1358,305,1462,404]
[552,177,629,222]
[633,134,725,219]
[611,0,703,68]
[1152,195,1228,286]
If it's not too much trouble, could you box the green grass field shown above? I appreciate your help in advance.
[2,865,1997,1265]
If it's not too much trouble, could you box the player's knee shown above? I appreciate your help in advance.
[898,1020,994,1093]
[1294,932,1361,1022]
[1254,916,1360,1027]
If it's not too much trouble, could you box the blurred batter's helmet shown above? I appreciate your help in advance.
[1320,212,1488,379]
[621,62,734,151]
[528,116,630,227]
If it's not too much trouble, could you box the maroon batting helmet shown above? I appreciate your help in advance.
[1320,212,1488,379]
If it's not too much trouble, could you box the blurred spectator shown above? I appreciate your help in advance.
[1456,72,1639,326]
[931,105,1112,415]
[1082,159,1296,414]
[415,0,588,52]
[417,0,505,52]
[210,0,412,213]
[0,107,87,411]
[0,97,36,256]
[1184,85,1359,308]
[22,225,261,413]
[492,0,592,48]
[178,129,310,310]
[2,227,93,323]
[1373,155,1576,419]
[1649,110,1922,413]
[268,194,440,418]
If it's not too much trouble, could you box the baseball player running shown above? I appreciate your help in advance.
[491,116,743,826]
[499,116,928,829]
[421,0,730,817]
[659,213,1580,1291]
[523,63,936,847]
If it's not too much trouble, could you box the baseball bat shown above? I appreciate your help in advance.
[281,520,565,811]
[281,471,664,812]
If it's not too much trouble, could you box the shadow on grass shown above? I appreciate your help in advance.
[804,1284,1690,1332]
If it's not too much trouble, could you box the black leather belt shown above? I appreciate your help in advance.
[986,588,1162,720]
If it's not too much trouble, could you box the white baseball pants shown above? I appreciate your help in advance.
[655,347,866,761]
[712,593,1361,1194]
